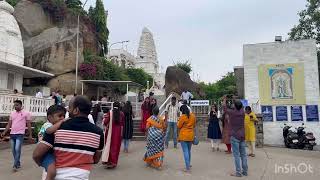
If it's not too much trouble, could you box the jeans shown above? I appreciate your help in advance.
[180,141,192,170]
[231,136,248,176]
[123,139,130,150]
[165,122,177,147]
[10,134,24,168]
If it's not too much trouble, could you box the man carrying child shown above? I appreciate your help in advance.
[33,96,105,180]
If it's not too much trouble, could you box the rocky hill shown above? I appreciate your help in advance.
[165,66,205,98]
[14,0,100,94]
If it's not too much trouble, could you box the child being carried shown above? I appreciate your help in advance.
[38,105,66,180]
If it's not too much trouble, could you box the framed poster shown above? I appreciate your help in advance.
[276,106,288,121]
[241,99,249,107]
[258,63,306,105]
[291,106,303,121]
[306,105,319,122]
[261,106,273,122]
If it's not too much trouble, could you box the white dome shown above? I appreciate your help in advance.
[0,0,24,65]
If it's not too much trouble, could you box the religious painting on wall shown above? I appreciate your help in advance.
[258,63,306,105]
[270,68,293,99]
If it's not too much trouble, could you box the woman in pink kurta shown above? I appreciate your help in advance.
[102,102,125,168]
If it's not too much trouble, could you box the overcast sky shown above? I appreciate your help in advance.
[85,0,306,83]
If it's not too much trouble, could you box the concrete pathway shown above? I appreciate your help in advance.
[0,141,319,180]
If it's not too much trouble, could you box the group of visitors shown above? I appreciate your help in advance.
[143,102,196,173]
[140,90,197,173]
[206,95,258,177]
[0,89,259,179]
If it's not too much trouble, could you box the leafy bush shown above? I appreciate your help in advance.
[199,72,236,103]
[125,68,153,88]
[174,60,192,74]
[80,50,153,89]
[32,121,45,141]
[79,63,97,79]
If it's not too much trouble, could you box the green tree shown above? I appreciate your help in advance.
[288,0,320,82]
[288,0,320,43]
[90,0,109,55]
[65,0,82,9]
[200,72,236,103]
[174,60,192,74]
[125,68,153,88]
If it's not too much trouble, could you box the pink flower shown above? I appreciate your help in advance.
[79,63,97,78]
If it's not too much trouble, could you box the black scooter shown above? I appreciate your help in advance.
[282,123,316,150]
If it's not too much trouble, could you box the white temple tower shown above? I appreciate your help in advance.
[135,27,159,74]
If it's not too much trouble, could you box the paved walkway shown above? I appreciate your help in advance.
[0,141,319,180]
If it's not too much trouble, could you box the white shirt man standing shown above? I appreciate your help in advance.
[181,90,193,106]
[165,96,180,148]
[35,89,43,98]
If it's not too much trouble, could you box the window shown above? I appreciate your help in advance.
[7,72,14,90]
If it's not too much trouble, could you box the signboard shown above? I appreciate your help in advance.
[276,106,288,121]
[291,106,303,121]
[190,100,209,106]
[261,106,273,122]
[306,105,319,122]
[241,99,249,107]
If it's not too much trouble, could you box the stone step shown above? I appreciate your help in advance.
[132,135,145,141]
[133,132,145,136]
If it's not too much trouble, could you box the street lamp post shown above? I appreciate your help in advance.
[75,0,89,94]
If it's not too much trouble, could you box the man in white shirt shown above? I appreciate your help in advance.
[35,89,43,98]
[165,96,180,149]
[181,90,193,106]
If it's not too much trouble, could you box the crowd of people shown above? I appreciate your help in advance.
[0,90,259,179]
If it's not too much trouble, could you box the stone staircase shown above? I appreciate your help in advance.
[132,117,145,141]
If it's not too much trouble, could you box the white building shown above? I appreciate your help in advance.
[243,38,320,147]
[108,49,135,69]
[0,1,53,116]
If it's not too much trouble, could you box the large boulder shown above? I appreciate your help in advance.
[165,66,205,98]
[13,0,100,94]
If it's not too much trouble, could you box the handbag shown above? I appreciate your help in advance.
[193,122,199,145]
[193,135,199,145]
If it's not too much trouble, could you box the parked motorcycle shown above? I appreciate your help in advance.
[282,123,316,150]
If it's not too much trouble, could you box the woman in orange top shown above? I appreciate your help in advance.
[177,105,196,173]
[143,106,166,169]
